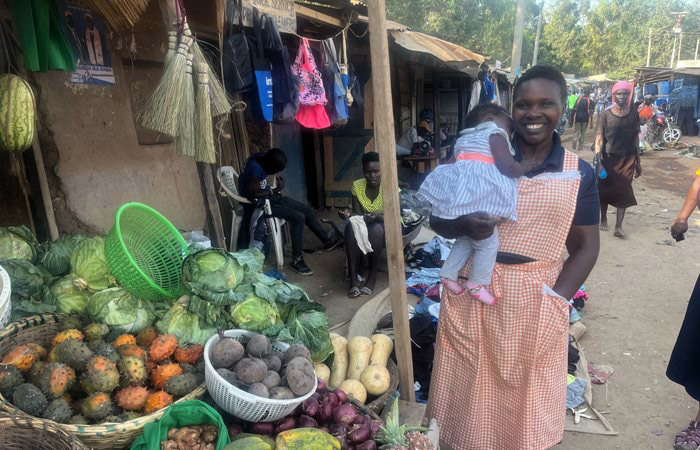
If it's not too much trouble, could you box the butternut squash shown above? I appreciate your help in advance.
[360,364,391,396]
[328,333,348,388]
[339,379,367,404]
[369,334,393,367]
[346,336,373,381]
[313,363,331,384]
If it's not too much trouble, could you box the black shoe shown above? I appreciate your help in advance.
[290,257,314,276]
[323,236,343,252]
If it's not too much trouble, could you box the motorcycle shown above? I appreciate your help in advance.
[642,108,681,150]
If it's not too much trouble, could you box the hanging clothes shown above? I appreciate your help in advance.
[223,0,254,92]
[339,31,353,106]
[467,79,481,114]
[261,15,298,124]
[251,9,273,122]
[321,37,348,127]
[291,38,330,129]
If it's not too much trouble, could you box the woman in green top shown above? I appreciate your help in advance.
[339,152,384,297]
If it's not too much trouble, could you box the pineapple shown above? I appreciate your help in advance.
[376,398,432,450]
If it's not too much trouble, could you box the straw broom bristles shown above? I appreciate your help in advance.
[175,52,195,157]
[141,36,192,137]
[194,63,216,164]
[182,22,232,117]
[83,0,150,31]
[164,31,177,66]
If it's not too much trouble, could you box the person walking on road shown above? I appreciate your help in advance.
[572,90,594,151]
[427,65,600,450]
[669,173,700,450]
[594,80,641,237]
[567,88,579,127]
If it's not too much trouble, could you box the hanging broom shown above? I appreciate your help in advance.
[195,62,216,164]
[164,31,177,66]
[182,21,232,117]
[175,52,195,157]
[141,35,193,136]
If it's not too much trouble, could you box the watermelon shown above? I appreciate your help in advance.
[0,74,35,152]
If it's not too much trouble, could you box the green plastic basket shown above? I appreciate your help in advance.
[105,203,189,301]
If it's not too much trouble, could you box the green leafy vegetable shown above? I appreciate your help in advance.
[71,237,115,292]
[39,235,83,276]
[182,248,243,304]
[0,226,40,262]
[156,297,217,345]
[49,275,90,316]
[277,302,333,363]
[87,287,155,333]
[1,258,54,320]
[230,294,282,332]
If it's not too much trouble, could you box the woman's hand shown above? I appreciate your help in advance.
[364,213,378,223]
[635,160,642,178]
[671,219,688,241]
[338,208,352,220]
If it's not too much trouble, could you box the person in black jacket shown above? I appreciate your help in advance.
[572,90,594,152]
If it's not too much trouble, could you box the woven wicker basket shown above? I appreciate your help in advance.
[0,413,90,450]
[365,358,400,415]
[0,314,206,450]
[348,397,382,423]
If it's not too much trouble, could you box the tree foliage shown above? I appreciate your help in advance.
[385,0,700,78]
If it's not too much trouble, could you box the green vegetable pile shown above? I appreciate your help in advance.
[0,226,333,364]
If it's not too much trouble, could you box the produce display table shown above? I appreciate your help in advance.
[405,156,439,174]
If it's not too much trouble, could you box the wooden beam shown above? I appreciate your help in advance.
[295,4,343,27]
[367,0,415,402]
[31,131,58,240]
[197,163,226,249]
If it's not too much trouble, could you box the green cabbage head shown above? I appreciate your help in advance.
[71,237,115,292]
[156,297,217,345]
[0,226,40,262]
[87,287,155,333]
[40,236,83,276]
[50,275,90,316]
[182,248,243,304]
[231,294,281,332]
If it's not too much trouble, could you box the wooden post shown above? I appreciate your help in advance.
[433,70,440,147]
[367,0,415,402]
[31,133,58,240]
[197,163,226,249]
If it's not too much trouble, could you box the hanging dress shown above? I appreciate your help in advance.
[427,150,582,450]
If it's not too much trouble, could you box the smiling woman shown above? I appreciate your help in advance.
[426,65,601,450]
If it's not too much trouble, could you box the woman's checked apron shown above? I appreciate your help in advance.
[427,150,582,450]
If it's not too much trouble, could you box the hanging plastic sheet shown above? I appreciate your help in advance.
[252,9,273,122]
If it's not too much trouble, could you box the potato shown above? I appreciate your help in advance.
[246,334,271,358]
[247,382,269,398]
[262,354,282,373]
[216,368,238,385]
[285,357,316,396]
[262,370,281,390]
[269,387,294,400]
[283,344,311,365]
[235,358,267,384]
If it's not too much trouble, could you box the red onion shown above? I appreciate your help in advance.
[319,426,330,433]
[302,397,319,417]
[317,402,333,424]
[311,392,321,401]
[333,403,358,425]
[369,420,382,436]
[275,416,297,434]
[248,422,275,435]
[317,379,327,393]
[323,392,340,408]
[355,440,378,450]
[350,424,371,443]
[228,423,243,439]
[352,414,368,426]
[329,423,349,437]
[335,389,347,403]
[297,414,319,428]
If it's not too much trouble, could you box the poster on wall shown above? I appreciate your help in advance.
[240,0,296,33]
[56,1,115,85]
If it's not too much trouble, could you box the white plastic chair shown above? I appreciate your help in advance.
[216,166,286,270]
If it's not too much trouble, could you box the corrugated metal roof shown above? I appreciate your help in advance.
[356,15,484,75]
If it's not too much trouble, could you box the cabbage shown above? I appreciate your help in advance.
[230,294,282,332]
[71,237,115,292]
[0,226,40,262]
[182,248,243,304]
[156,297,217,345]
[49,275,90,316]
[1,259,54,320]
[277,302,333,363]
[40,236,83,276]
[87,287,155,333]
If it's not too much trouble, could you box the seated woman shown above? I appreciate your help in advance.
[339,152,385,298]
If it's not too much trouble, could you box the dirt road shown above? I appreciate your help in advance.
[288,129,700,449]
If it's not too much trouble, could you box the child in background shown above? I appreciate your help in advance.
[418,104,536,304]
